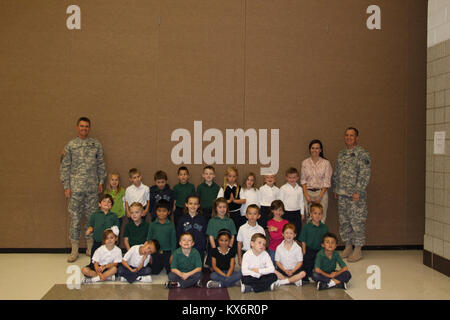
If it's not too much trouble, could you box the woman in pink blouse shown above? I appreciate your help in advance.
[300,140,332,223]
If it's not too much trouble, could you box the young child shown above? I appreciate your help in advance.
[279,167,305,237]
[124,168,150,221]
[298,203,329,283]
[82,227,122,283]
[123,202,150,251]
[313,232,351,290]
[205,198,237,267]
[237,204,265,266]
[239,172,260,229]
[258,173,279,229]
[173,166,196,227]
[241,233,278,293]
[267,200,289,263]
[217,167,246,231]
[176,195,207,267]
[166,232,203,288]
[146,199,176,275]
[104,173,126,232]
[118,240,158,283]
[149,170,174,222]
[207,229,242,288]
[274,224,306,287]
[196,165,220,223]
[86,194,119,258]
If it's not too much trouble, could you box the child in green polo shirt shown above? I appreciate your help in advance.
[173,166,196,227]
[147,199,177,274]
[165,232,203,288]
[123,202,150,251]
[313,232,351,290]
[298,203,329,283]
[196,165,220,223]
[86,194,119,258]
[205,197,237,268]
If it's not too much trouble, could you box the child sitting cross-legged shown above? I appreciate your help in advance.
[117,240,159,284]
[165,232,203,289]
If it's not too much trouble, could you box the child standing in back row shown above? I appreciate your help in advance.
[173,166,196,227]
[196,166,220,223]
[124,168,150,221]
[258,173,279,229]
[239,172,260,229]
[217,167,246,231]
[279,167,305,237]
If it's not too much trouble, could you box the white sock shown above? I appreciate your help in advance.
[91,276,100,283]
[279,279,290,285]
[328,280,336,288]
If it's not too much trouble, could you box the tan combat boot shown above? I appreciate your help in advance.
[340,244,353,259]
[67,240,79,263]
[86,238,94,257]
[347,246,362,262]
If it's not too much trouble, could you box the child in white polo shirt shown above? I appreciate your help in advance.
[237,204,265,266]
[259,173,280,229]
[124,168,150,221]
[117,240,159,283]
[239,172,260,229]
[82,228,122,284]
[274,223,306,287]
[240,233,278,293]
[279,167,305,237]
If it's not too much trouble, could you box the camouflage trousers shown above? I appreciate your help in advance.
[338,194,368,247]
[68,191,99,241]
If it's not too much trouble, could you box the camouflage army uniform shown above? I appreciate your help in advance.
[60,137,107,241]
[332,145,371,247]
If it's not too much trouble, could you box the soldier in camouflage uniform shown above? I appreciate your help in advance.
[332,127,371,262]
[60,117,107,262]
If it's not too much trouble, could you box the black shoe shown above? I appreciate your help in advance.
[195,279,203,288]
[316,281,329,291]
[335,282,347,290]
[164,281,180,289]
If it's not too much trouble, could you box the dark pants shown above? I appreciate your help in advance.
[150,250,172,274]
[259,206,270,229]
[312,270,352,284]
[230,210,242,231]
[284,210,302,235]
[242,273,278,293]
[90,241,102,263]
[168,270,203,288]
[202,208,212,224]
[276,266,304,277]
[174,207,184,228]
[117,265,152,283]
[302,247,319,280]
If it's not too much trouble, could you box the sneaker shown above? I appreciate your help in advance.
[294,280,302,287]
[316,281,328,291]
[270,281,277,291]
[240,281,246,293]
[140,275,152,283]
[120,277,128,283]
[165,281,180,289]
[335,282,347,290]
[206,280,222,288]
[302,278,310,285]
[195,279,203,288]
[106,275,115,282]
[81,277,92,284]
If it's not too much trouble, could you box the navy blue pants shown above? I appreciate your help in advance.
[117,265,152,283]
[150,250,172,274]
[283,210,302,235]
[242,273,278,293]
[312,270,352,284]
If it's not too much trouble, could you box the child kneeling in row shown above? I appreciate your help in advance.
[82,227,122,284]
[165,232,203,289]
[118,240,159,284]
[313,232,351,290]
[241,233,278,293]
